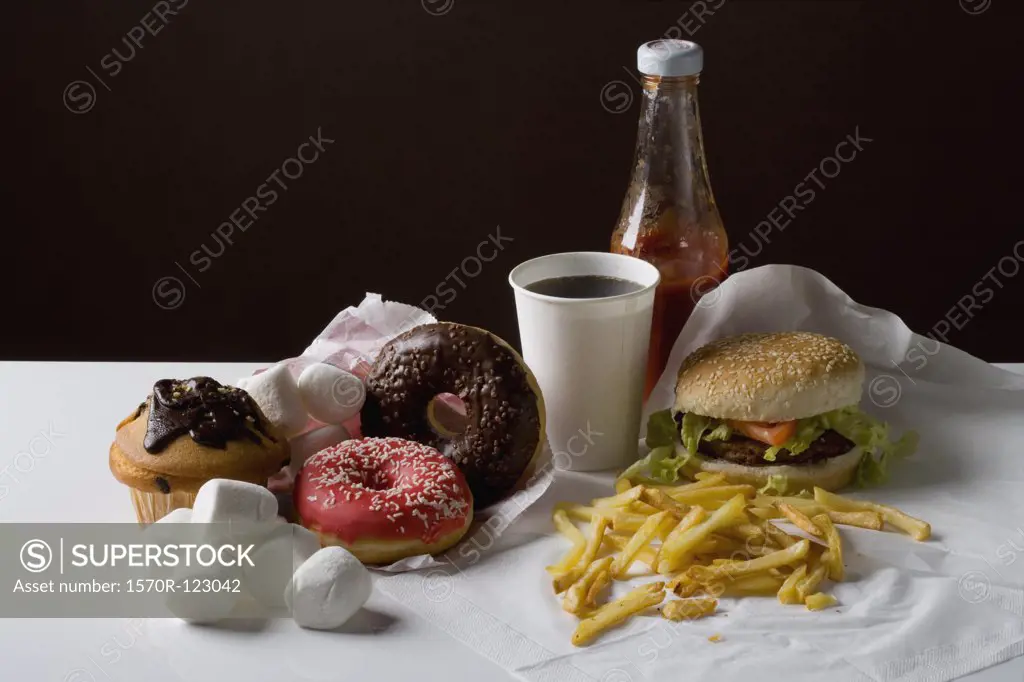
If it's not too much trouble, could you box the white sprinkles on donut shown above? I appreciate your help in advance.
[302,437,470,539]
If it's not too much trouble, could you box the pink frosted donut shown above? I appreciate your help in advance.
[294,437,473,564]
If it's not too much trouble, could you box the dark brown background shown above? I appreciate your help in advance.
[5,1,1022,361]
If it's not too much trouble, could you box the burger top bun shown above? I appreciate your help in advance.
[673,332,865,423]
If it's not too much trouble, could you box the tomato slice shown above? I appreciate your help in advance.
[727,420,798,447]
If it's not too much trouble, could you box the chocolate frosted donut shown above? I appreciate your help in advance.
[361,323,545,508]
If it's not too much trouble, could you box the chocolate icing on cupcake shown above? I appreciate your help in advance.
[144,377,274,453]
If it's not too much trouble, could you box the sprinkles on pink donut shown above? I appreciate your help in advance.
[294,437,474,564]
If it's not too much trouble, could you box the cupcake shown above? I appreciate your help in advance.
[109,377,289,524]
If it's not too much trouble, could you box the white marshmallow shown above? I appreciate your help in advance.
[241,364,308,436]
[244,523,321,610]
[191,479,279,527]
[144,507,195,549]
[165,562,243,624]
[297,364,365,424]
[285,546,372,630]
[155,507,193,524]
[288,424,351,474]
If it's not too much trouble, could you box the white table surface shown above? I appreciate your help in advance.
[1,361,1021,682]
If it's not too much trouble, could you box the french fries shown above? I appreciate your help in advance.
[667,568,701,597]
[552,508,586,544]
[758,502,882,530]
[572,582,665,647]
[713,573,784,597]
[611,511,672,577]
[751,495,819,510]
[563,556,614,614]
[603,533,658,569]
[639,487,690,517]
[593,486,645,509]
[796,563,828,602]
[669,485,756,507]
[555,502,598,524]
[762,520,798,548]
[629,500,663,515]
[826,510,883,530]
[690,540,810,584]
[777,563,807,604]
[665,505,706,536]
[552,516,608,593]
[699,535,736,555]
[722,522,770,545]
[660,494,748,572]
[811,513,845,581]
[654,473,727,495]
[586,569,612,607]
[546,510,587,575]
[655,506,707,567]
[730,542,788,559]
[548,473,930,646]
[662,597,717,621]
[776,503,824,537]
[748,506,781,521]
[804,592,838,610]
[609,510,649,533]
[814,488,931,541]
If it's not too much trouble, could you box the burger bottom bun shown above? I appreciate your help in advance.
[683,445,864,494]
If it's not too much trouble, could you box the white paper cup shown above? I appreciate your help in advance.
[509,252,660,472]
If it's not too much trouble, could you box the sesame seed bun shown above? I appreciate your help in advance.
[673,332,864,422]
[682,444,863,492]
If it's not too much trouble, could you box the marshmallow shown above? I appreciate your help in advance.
[240,364,308,436]
[191,479,279,527]
[144,507,195,548]
[244,523,321,610]
[165,562,243,624]
[156,507,193,524]
[297,364,365,424]
[285,546,372,630]
[288,424,351,474]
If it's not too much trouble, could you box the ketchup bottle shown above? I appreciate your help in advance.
[611,40,728,399]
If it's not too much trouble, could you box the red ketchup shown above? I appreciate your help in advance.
[611,40,728,399]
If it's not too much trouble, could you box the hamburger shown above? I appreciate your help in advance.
[625,332,917,494]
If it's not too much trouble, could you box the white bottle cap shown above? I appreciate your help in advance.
[637,40,703,77]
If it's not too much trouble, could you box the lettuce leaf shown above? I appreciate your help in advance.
[723,406,915,483]
[704,422,734,442]
[619,445,695,485]
[621,410,694,484]
[854,449,887,487]
[680,412,712,456]
[757,474,791,495]
[625,406,917,489]
[645,409,678,449]
[820,406,918,487]
[762,417,827,462]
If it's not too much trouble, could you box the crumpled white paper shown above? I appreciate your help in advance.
[261,293,555,573]
[375,265,1024,681]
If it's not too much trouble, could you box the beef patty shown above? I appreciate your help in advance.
[697,429,855,467]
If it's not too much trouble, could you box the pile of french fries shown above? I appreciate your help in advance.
[546,472,931,647]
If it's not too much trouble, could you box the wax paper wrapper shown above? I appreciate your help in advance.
[375,265,1024,681]
[253,293,554,573]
